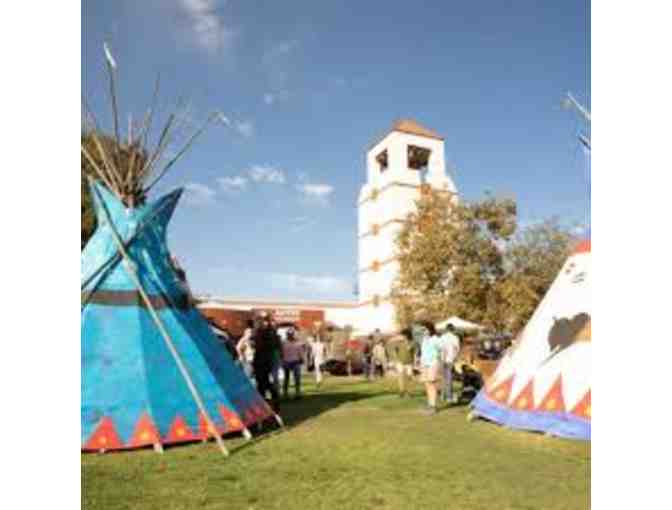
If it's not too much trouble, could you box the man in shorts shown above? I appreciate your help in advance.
[415,322,442,415]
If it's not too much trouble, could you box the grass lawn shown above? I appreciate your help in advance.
[82,375,590,510]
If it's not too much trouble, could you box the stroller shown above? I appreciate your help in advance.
[453,362,484,404]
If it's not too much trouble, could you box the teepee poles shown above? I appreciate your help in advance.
[90,181,229,457]
[81,192,180,295]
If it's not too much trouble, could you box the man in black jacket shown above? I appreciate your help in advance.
[253,318,282,412]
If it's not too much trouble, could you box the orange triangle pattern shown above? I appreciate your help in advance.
[536,375,566,413]
[198,411,227,438]
[164,415,197,443]
[83,416,123,451]
[128,412,160,448]
[510,379,535,411]
[570,390,591,420]
[219,405,244,431]
[487,375,514,405]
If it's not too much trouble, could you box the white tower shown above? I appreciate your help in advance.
[357,119,457,333]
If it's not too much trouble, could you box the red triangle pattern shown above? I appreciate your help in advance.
[243,407,256,426]
[128,412,160,448]
[487,375,514,405]
[536,375,566,413]
[570,390,591,420]
[83,417,123,451]
[219,405,244,431]
[164,415,198,443]
[255,403,269,420]
[198,411,226,438]
[510,379,535,411]
[83,403,252,452]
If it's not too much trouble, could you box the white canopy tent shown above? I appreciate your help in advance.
[436,316,485,331]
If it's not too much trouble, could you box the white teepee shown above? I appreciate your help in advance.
[470,240,591,440]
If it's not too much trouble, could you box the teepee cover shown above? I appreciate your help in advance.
[470,240,591,440]
[82,182,273,452]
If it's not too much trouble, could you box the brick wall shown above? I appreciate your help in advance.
[199,308,252,338]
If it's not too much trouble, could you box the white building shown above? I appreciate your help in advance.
[356,119,458,333]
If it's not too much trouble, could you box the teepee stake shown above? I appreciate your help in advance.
[91,182,229,457]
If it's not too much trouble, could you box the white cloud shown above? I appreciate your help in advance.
[183,182,217,206]
[289,216,317,233]
[262,40,299,104]
[268,273,350,294]
[234,120,254,138]
[248,165,286,184]
[297,183,335,205]
[178,0,237,53]
[217,175,247,193]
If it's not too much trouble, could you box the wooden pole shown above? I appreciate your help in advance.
[90,181,229,457]
[81,190,178,294]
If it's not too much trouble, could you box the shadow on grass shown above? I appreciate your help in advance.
[278,390,388,427]
[229,388,387,456]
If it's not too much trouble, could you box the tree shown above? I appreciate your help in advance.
[81,131,147,249]
[391,189,574,336]
[391,190,516,329]
[491,220,574,335]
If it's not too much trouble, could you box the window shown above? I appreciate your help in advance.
[407,145,430,171]
[376,150,388,173]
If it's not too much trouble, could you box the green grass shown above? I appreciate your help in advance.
[82,376,590,510]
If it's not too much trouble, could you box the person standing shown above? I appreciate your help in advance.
[345,342,354,377]
[416,322,442,415]
[236,319,256,380]
[362,337,373,381]
[311,335,327,388]
[253,318,282,412]
[372,340,388,379]
[394,328,418,397]
[439,324,461,404]
[268,318,283,396]
[282,328,305,399]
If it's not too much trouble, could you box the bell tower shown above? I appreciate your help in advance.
[357,119,457,333]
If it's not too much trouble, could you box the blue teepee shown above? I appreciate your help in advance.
[81,182,272,452]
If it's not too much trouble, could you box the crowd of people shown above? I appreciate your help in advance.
[210,315,473,417]
[214,315,329,412]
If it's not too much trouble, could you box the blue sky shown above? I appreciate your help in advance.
[82,0,590,302]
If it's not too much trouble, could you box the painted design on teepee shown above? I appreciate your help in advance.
[164,416,197,443]
[243,406,256,425]
[198,411,225,438]
[219,405,244,431]
[570,390,591,420]
[547,313,591,359]
[128,412,160,447]
[84,417,123,450]
[510,379,535,411]
[536,375,566,413]
[487,375,514,405]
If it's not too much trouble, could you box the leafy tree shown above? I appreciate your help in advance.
[391,190,516,329]
[81,131,147,249]
[391,190,574,335]
[491,220,574,334]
